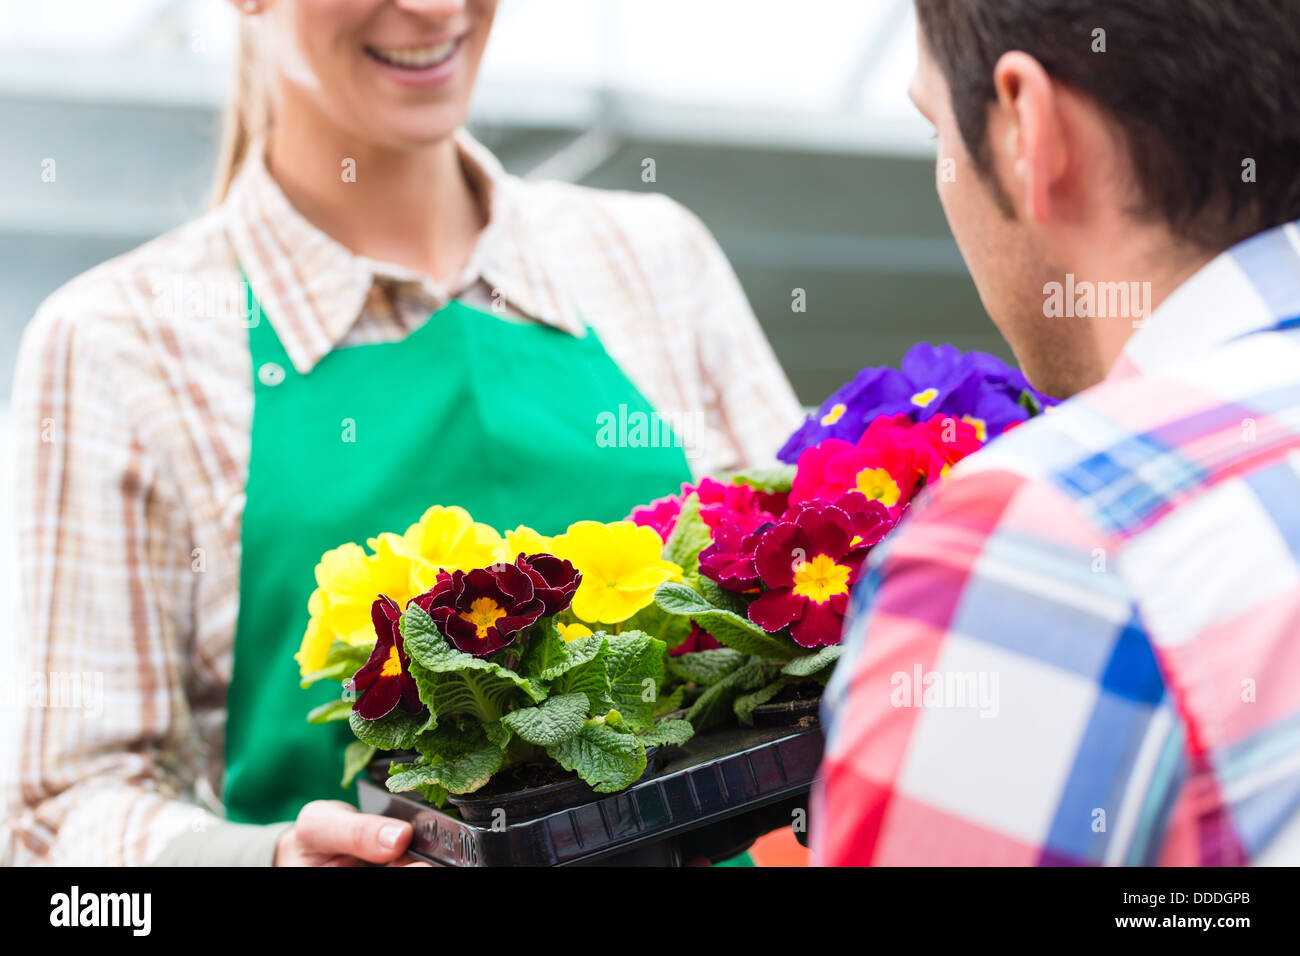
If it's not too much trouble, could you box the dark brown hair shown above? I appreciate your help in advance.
[914,0,1300,249]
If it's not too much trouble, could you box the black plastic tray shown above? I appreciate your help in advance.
[356,723,824,866]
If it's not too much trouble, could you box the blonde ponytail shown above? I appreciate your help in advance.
[210,18,271,206]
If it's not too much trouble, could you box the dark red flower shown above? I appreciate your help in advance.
[351,595,423,720]
[748,500,868,648]
[698,520,771,593]
[517,553,581,616]
[670,621,722,657]
[412,562,546,657]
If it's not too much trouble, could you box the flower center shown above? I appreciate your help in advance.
[459,596,507,640]
[961,414,987,442]
[820,402,848,426]
[911,387,939,408]
[792,553,851,604]
[380,646,402,678]
[854,466,901,507]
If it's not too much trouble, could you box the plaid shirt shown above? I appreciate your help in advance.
[2,132,801,866]
[814,220,1300,866]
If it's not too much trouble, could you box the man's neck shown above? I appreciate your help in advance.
[1069,228,1218,385]
[264,86,487,284]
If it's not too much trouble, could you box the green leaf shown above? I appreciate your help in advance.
[728,465,796,494]
[696,575,752,618]
[553,636,614,715]
[663,493,711,577]
[547,721,647,793]
[501,692,589,746]
[410,660,541,725]
[734,678,788,726]
[653,684,685,716]
[601,632,667,732]
[401,606,544,723]
[686,661,784,732]
[667,648,749,686]
[781,644,842,677]
[638,718,694,747]
[1018,387,1044,417]
[413,720,488,762]
[299,639,373,687]
[622,600,693,650]
[307,696,354,724]
[341,741,376,788]
[521,628,605,684]
[348,708,425,751]
[386,745,505,795]
[655,582,798,659]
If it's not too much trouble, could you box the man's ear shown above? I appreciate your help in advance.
[990,52,1067,224]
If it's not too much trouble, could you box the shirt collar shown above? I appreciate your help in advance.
[1108,219,1300,380]
[223,129,585,375]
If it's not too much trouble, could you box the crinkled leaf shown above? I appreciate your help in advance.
[638,718,694,747]
[386,745,505,796]
[663,493,711,577]
[653,684,685,716]
[414,720,487,762]
[656,583,798,659]
[781,644,843,678]
[734,677,788,726]
[348,708,425,751]
[521,628,606,684]
[501,692,589,746]
[601,632,667,732]
[696,575,752,617]
[403,606,543,698]
[307,696,354,725]
[668,648,749,686]
[341,741,376,788]
[546,721,647,793]
[686,660,784,732]
[623,600,693,650]
[729,465,796,494]
[410,659,539,725]
[554,637,614,715]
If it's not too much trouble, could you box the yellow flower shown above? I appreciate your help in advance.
[504,524,554,558]
[392,505,506,591]
[296,588,332,675]
[557,621,594,643]
[297,536,420,677]
[550,520,683,624]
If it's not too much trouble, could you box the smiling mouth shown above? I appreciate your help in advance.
[364,38,462,70]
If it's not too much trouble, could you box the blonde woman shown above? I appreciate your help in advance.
[3,0,801,866]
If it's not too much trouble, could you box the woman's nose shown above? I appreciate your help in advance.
[392,0,468,15]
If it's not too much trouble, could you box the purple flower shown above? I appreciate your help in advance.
[778,344,1059,462]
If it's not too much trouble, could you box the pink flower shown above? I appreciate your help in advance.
[629,494,682,541]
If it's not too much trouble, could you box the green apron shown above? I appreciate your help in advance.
[223,287,693,825]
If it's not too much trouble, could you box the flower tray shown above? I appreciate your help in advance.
[356,722,823,866]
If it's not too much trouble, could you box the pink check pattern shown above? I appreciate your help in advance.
[814,221,1300,866]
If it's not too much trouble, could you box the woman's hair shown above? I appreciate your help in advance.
[210,19,271,206]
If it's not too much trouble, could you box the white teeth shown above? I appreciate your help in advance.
[368,39,458,69]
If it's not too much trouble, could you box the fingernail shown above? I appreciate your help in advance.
[378,824,404,849]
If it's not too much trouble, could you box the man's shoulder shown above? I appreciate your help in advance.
[952,340,1300,541]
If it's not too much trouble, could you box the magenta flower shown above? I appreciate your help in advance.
[698,520,770,593]
[748,500,869,648]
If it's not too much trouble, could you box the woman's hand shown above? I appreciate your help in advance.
[275,800,431,866]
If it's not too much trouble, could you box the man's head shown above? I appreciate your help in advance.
[910,1,1300,396]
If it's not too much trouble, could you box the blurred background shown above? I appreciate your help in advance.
[0,0,998,788]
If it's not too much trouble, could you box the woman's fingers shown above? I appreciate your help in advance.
[289,799,413,865]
